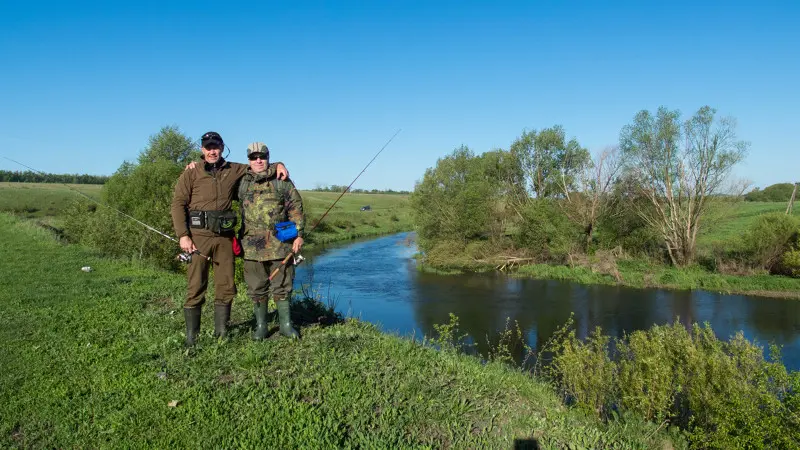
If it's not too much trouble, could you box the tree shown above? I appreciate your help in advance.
[137,125,199,165]
[64,126,198,268]
[559,146,624,250]
[620,106,749,266]
[410,146,499,250]
[510,126,589,199]
[744,183,797,202]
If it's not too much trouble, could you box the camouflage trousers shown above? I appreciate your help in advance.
[184,234,236,308]
[243,259,295,303]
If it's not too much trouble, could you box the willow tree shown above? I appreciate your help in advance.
[619,106,749,266]
[559,146,624,250]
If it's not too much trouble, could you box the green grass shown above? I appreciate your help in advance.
[302,191,413,244]
[0,182,414,247]
[698,201,800,250]
[515,260,800,299]
[0,212,680,448]
[0,182,103,219]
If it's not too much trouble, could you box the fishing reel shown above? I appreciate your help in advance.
[177,252,194,263]
[176,250,211,264]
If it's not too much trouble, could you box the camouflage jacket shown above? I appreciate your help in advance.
[238,165,304,261]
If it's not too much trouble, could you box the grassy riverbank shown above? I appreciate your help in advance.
[0,213,679,448]
[419,202,800,299]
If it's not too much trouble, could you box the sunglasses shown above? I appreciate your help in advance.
[248,153,268,161]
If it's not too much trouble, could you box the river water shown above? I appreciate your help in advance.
[296,232,800,371]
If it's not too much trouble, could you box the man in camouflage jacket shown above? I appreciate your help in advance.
[239,142,304,339]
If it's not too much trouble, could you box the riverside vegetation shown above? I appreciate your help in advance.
[410,105,800,298]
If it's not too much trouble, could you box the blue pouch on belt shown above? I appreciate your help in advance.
[275,221,298,242]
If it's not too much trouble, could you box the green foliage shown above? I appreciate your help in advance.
[546,321,800,449]
[63,127,196,268]
[619,106,749,266]
[595,194,663,258]
[738,212,799,272]
[549,328,616,416]
[781,247,800,277]
[136,124,200,165]
[510,126,590,199]
[514,200,579,262]
[410,146,501,251]
[745,183,797,202]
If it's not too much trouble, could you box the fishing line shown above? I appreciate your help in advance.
[3,156,210,261]
[268,128,402,280]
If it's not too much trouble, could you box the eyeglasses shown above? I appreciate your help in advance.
[248,153,268,161]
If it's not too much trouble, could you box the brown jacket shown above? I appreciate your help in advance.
[170,159,249,238]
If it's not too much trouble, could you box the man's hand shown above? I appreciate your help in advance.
[292,236,304,254]
[276,163,289,180]
[179,236,197,254]
[185,161,198,171]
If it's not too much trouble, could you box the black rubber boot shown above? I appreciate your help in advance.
[252,302,269,341]
[214,303,231,338]
[184,307,201,347]
[276,299,299,339]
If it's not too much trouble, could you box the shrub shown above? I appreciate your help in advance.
[546,321,799,448]
[739,213,799,272]
[513,200,579,262]
[62,127,196,269]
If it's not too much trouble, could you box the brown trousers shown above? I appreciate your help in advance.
[243,259,295,303]
[184,234,236,308]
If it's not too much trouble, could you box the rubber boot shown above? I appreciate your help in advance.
[184,307,201,347]
[276,299,299,339]
[252,302,269,341]
[214,303,231,338]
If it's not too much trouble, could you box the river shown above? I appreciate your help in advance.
[296,232,800,371]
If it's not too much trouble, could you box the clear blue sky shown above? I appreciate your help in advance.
[1,1,798,191]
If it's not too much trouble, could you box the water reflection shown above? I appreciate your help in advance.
[297,232,800,371]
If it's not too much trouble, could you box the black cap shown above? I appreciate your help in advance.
[201,131,223,148]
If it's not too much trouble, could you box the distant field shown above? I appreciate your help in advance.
[0,182,103,218]
[0,182,413,243]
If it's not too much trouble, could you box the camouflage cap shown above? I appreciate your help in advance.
[247,142,269,156]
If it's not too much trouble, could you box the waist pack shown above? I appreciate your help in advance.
[189,210,238,235]
[274,221,298,242]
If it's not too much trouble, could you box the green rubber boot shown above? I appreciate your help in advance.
[253,302,269,341]
[214,304,231,338]
[276,299,299,339]
[183,307,201,347]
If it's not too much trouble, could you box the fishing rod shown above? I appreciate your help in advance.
[268,128,402,280]
[3,156,211,262]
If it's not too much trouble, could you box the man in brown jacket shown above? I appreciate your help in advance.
[171,131,288,346]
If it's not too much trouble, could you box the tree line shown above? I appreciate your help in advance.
[411,105,800,277]
[310,184,411,195]
[745,183,798,202]
[0,170,109,184]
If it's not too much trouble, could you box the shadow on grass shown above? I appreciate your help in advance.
[229,296,345,339]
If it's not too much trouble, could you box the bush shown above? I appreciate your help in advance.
[62,127,197,269]
[513,200,579,262]
[739,213,799,272]
[546,321,800,449]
